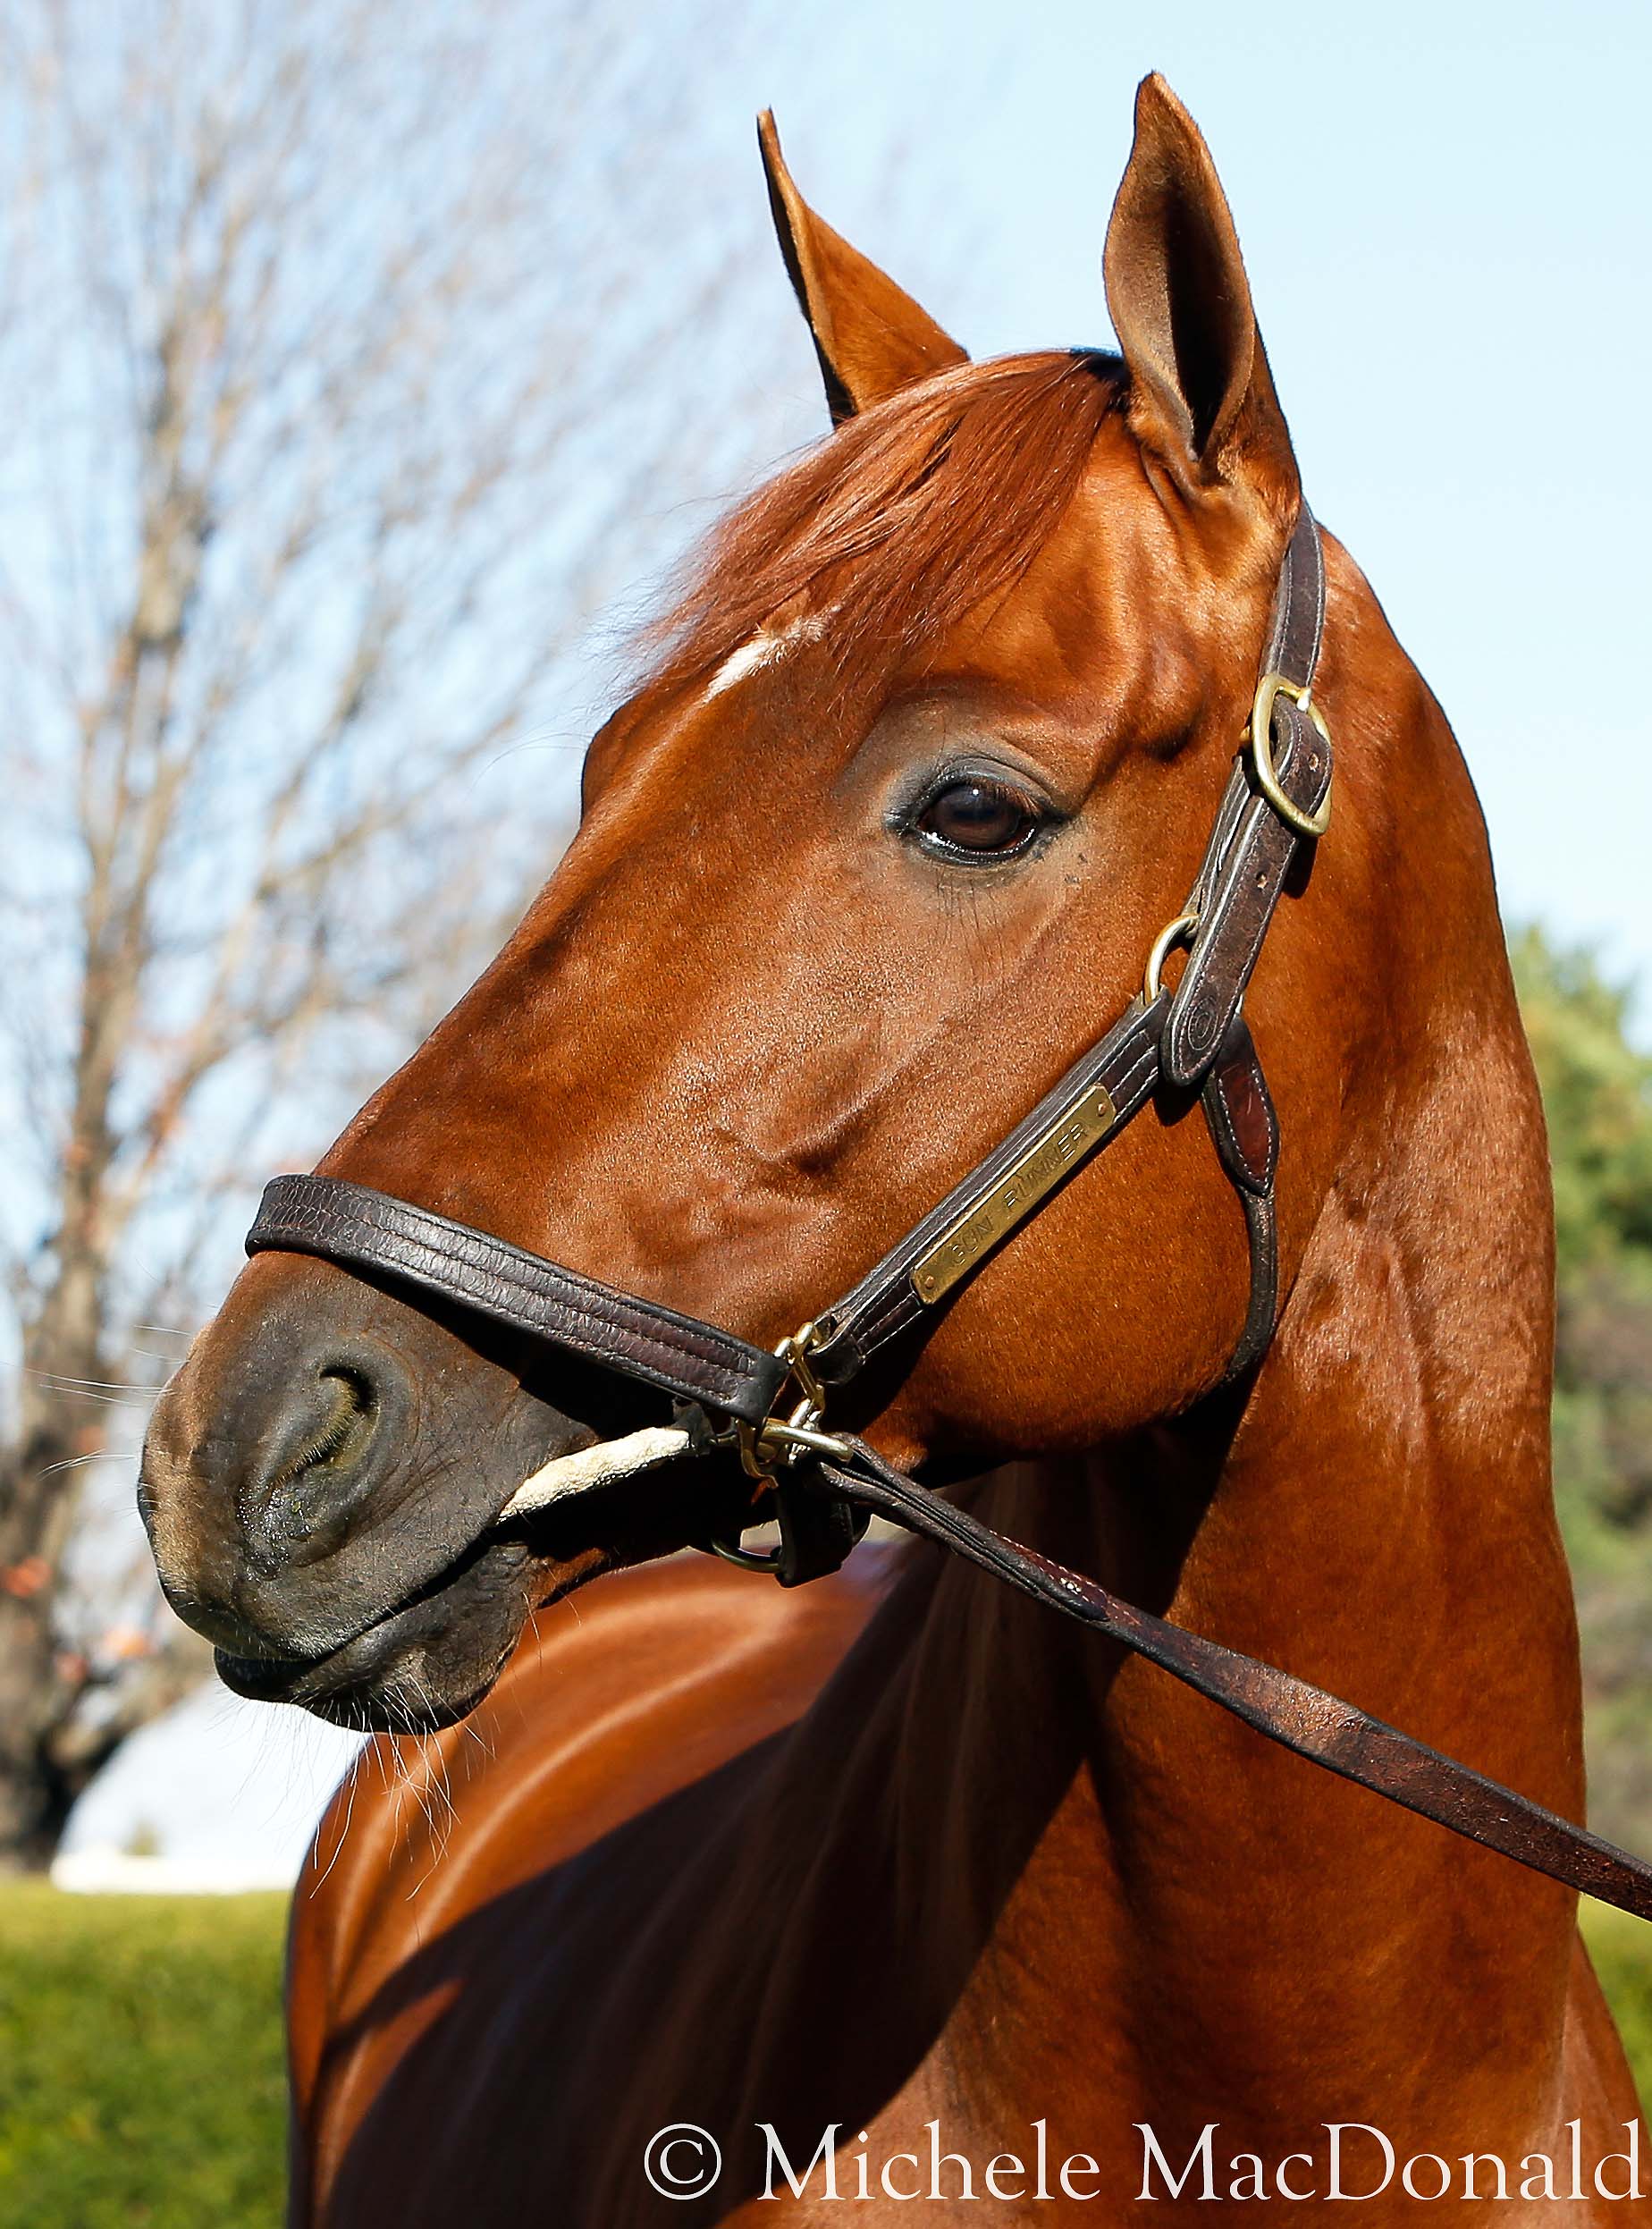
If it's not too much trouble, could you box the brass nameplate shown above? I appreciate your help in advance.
[910,1083,1117,1305]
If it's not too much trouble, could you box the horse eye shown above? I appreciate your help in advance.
[914,778,1041,859]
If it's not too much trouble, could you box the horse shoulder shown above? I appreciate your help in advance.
[286,1551,882,2144]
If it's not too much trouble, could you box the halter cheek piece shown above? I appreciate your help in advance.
[247,510,1652,1926]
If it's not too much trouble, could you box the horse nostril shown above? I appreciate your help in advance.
[301,1367,376,1473]
[259,1364,384,1551]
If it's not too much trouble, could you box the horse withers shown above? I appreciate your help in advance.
[139,75,1648,2225]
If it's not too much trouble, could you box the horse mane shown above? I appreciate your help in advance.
[645,349,1125,699]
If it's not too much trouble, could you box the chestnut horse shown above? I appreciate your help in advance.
[140,77,1648,2225]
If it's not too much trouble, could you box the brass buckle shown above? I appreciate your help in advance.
[1247,672,1332,840]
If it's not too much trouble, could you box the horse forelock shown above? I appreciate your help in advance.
[643,349,1126,707]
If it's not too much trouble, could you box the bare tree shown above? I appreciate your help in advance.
[0,0,795,1867]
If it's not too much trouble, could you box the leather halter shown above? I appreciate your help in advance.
[245,510,1652,1925]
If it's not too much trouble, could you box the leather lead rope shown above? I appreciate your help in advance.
[806,1438,1652,1923]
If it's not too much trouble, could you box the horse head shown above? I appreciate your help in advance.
[139,79,1485,1743]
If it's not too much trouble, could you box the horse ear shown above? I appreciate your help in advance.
[1103,75,1297,506]
[758,111,967,426]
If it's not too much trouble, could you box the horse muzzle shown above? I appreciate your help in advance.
[136,1251,662,1728]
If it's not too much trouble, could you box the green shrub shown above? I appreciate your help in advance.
[1585,1903,1652,2109]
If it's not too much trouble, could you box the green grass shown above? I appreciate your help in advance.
[0,1883,287,2229]
[0,1884,1648,2227]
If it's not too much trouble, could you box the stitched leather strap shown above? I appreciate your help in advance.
[1164,508,1332,1088]
[1201,1016,1280,1380]
[247,1174,789,1425]
[810,1438,1652,1923]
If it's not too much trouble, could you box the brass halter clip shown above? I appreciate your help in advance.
[708,1321,852,1575]
[737,1321,833,1484]
[1246,672,1333,840]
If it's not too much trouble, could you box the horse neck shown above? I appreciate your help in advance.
[849,637,1581,2130]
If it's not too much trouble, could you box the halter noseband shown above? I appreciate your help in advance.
[242,510,1652,1926]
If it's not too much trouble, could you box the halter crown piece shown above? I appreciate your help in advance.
[247,511,1652,1926]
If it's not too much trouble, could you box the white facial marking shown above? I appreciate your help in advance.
[703,608,830,700]
[495,1424,693,1521]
